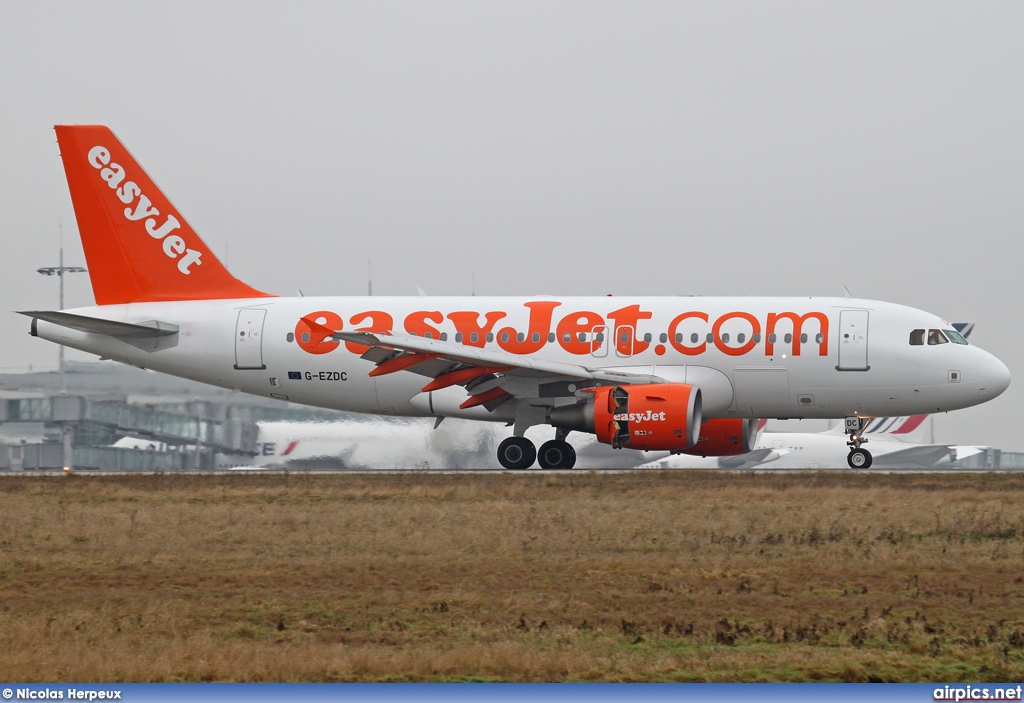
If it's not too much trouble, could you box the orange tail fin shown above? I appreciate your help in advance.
[54,125,271,305]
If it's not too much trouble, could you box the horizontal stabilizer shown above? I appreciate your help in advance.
[22,311,179,352]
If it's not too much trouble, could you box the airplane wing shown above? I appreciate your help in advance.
[718,448,787,469]
[952,446,986,461]
[329,328,665,411]
[870,444,956,468]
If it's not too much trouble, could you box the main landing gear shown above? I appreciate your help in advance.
[538,439,576,470]
[496,434,576,470]
[845,416,873,469]
[496,437,536,470]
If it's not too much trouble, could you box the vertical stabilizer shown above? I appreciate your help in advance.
[54,125,271,305]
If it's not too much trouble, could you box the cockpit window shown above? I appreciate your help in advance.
[944,329,969,345]
[909,329,925,345]
[927,329,949,345]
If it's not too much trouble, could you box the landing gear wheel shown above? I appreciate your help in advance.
[538,440,576,470]
[847,448,872,469]
[497,437,536,470]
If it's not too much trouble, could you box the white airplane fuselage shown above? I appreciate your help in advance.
[29,125,1012,470]
[34,295,1008,423]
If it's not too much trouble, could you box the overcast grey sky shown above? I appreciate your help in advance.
[1,1,1021,448]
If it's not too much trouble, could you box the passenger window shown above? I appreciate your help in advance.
[815,333,824,344]
[532,332,541,343]
[596,332,604,342]
[500,332,509,343]
[909,329,924,345]
[753,333,761,343]
[784,333,792,344]
[643,333,652,343]
[768,334,777,344]
[486,333,494,343]
[706,333,714,343]
[469,332,478,343]
[721,333,730,343]
[927,329,948,345]
[944,329,969,345]
[547,333,555,343]
[659,333,668,344]
[800,333,808,343]
[455,333,464,343]
[690,333,699,344]
[737,333,746,343]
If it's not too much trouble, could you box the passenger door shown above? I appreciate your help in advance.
[837,310,869,371]
[234,308,267,370]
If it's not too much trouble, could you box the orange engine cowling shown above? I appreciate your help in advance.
[676,418,758,456]
[591,384,702,451]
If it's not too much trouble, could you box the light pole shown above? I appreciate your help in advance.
[37,241,87,473]
[37,244,87,380]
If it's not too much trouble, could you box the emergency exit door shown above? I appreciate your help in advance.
[235,308,267,370]
[837,310,869,371]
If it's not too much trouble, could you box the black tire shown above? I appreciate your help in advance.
[497,436,536,470]
[561,443,577,470]
[538,440,576,470]
[847,448,872,469]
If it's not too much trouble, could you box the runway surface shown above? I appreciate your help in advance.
[0,466,1016,476]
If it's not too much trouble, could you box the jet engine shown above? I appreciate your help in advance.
[549,383,702,451]
[675,418,758,457]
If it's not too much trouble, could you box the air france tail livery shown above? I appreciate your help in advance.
[23,126,1011,470]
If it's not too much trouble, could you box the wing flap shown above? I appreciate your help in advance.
[335,330,661,387]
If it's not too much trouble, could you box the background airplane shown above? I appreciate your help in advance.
[637,414,986,470]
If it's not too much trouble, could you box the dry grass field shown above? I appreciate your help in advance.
[2,471,1024,682]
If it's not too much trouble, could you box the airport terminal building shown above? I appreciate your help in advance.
[0,361,351,471]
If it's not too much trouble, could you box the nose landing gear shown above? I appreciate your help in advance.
[845,417,873,469]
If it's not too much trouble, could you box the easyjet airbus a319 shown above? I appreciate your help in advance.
[23,126,1011,469]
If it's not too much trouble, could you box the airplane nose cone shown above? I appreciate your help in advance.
[978,353,1011,401]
